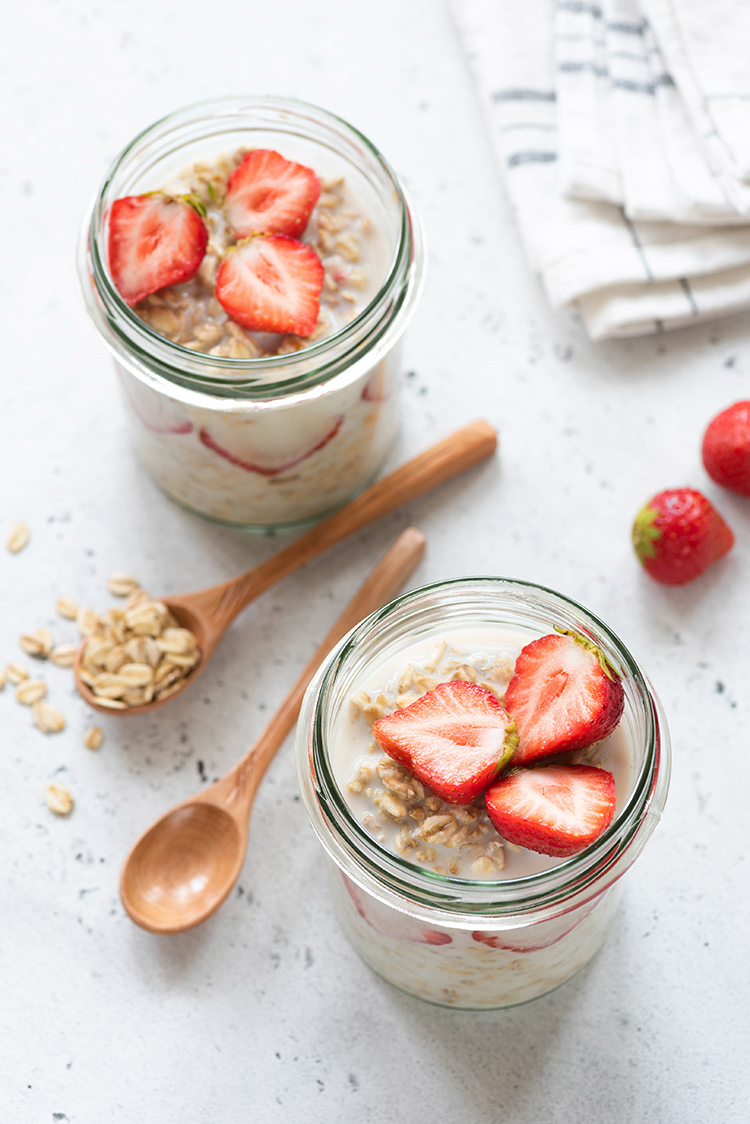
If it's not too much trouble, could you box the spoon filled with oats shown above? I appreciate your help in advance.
[119,527,425,933]
[73,421,497,717]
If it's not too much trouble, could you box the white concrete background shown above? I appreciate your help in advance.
[2,1,749,1121]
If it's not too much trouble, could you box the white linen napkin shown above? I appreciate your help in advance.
[553,1,623,205]
[452,0,750,339]
[641,0,750,190]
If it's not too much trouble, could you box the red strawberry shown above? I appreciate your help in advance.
[108,193,208,305]
[215,234,324,336]
[484,764,616,857]
[701,401,750,497]
[503,631,624,767]
[224,149,321,239]
[632,487,734,585]
[197,415,343,476]
[372,681,518,806]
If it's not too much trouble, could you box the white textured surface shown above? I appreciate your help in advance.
[2,2,749,1121]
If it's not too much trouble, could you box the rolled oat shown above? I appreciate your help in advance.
[45,784,74,815]
[7,522,30,554]
[77,607,101,637]
[106,573,141,598]
[5,663,29,685]
[19,629,54,659]
[49,644,78,668]
[16,679,47,706]
[56,596,79,620]
[84,726,104,750]
[32,702,66,734]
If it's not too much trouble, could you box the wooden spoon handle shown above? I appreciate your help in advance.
[219,527,426,818]
[203,420,496,631]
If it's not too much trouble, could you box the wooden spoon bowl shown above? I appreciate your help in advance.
[123,804,242,932]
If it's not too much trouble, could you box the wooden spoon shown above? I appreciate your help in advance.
[75,420,496,715]
[119,526,426,934]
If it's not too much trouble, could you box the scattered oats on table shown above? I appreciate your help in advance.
[45,784,74,816]
[56,596,79,620]
[16,679,47,706]
[106,572,141,598]
[84,726,103,750]
[50,643,78,668]
[76,607,101,637]
[5,662,29,685]
[6,522,30,554]
[32,701,66,734]
[19,628,54,659]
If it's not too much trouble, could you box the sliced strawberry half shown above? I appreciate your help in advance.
[503,631,625,766]
[372,681,519,806]
[108,193,208,305]
[215,234,324,336]
[197,414,343,476]
[485,764,617,858]
[224,149,321,239]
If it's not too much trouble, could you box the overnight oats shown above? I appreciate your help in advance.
[79,97,424,529]
[296,579,671,1009]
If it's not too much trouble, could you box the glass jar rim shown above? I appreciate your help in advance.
[80,95,424,401]
[299,576,671,923]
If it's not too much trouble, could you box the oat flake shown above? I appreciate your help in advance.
[5,663,29,685]
[45,784,74,815]
[84,726,103,750]
[32,701,66,733]
[7,522,30,553]
[107,573,141,598]
[50,644,78,668]
[16,679,47,706]
[56,596,79,620]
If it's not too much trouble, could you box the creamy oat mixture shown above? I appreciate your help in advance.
[338,630,633,881]
[134,149,376,357]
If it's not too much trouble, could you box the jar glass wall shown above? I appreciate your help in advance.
[296,578,671,1009]
[79,97,425,529]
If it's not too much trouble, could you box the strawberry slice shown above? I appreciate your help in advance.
[484,764,617,857]
[372,681,519,806]
[215,234,324,336]
[224,149,321,239]
[503,631,624,767]
[197,414,343,476]
[108,193,208,305]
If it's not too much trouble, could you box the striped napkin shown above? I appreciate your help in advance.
[452,0,750,339]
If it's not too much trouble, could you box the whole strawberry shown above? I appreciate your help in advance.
[632,487,734,585]
[701,400,750,497]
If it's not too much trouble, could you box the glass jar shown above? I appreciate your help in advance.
[79,96,425,530]
[296,578,671,1009]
